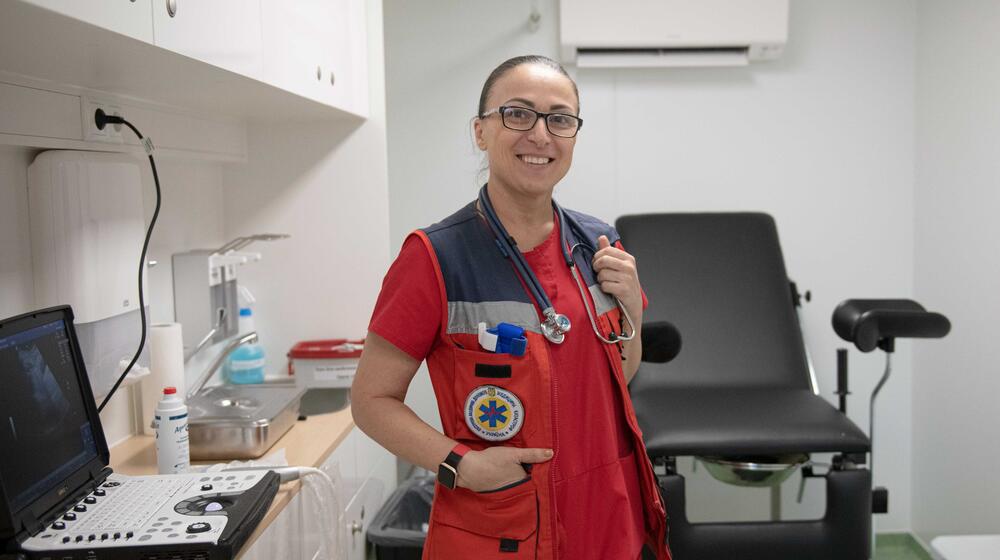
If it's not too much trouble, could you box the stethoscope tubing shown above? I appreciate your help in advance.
[478,185,635,344]
[478,187,558,313]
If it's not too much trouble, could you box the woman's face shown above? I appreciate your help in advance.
[475,64,579,198]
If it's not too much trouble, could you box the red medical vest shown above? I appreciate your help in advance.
[369,201,669,560]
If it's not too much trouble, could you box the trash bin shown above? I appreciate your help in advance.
[368,474,435,560]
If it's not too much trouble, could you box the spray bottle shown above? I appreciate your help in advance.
[154,386,190,474]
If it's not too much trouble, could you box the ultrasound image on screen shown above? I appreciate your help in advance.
[0,320,97,512]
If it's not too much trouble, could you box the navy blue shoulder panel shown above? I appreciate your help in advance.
[421,201,532,304]
[562,207,619,247]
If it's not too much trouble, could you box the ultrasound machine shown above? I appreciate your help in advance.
[0,306,280,560]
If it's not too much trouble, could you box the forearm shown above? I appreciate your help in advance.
[353,394,455,473]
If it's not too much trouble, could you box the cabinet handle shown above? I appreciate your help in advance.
[166,0,177,18]
[329,70,336,87]
[349,521,362,535]
[316,66,322,81]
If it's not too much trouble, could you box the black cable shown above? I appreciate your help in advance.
[94,109,162,413]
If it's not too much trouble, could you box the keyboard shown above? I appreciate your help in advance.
[20,469,277,557]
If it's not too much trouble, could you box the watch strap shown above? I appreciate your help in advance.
[438,444,471,489]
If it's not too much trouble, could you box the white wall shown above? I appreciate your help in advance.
[912,0,1000,543]
[221,2,391,379]
[384,0,917,531]
[0,145,227,445]
[0,146,35,319]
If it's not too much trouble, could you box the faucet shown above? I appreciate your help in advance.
[186,331,258,401]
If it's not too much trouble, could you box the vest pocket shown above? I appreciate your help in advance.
[428,478,539,559]
[451,346,538,445]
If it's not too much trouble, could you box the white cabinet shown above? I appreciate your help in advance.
[151,0,263,79]
[260,0,369,116]
[13,0,367,116]
[344,476,384,560]
[19,0,153,42]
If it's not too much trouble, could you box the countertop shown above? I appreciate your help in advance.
[109,405,355,557]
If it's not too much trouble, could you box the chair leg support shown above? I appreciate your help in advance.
[659,468,871,560]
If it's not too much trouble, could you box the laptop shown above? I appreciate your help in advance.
[0,306,280,560]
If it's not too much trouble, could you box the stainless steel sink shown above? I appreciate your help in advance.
[298,387,351,416]
[187,381,303,460]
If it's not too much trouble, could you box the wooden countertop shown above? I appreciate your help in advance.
[109,406,355,556]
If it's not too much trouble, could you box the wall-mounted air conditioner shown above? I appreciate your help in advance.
[559,0,789,68]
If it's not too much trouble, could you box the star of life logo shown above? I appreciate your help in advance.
[464,385,524,442]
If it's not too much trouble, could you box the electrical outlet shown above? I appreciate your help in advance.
[81,97,123,144]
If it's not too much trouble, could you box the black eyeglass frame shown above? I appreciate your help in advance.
[479,105,584,138]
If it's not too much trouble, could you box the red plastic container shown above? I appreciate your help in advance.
[287,339,364,388]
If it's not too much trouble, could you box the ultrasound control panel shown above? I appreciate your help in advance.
[20,470,275,557]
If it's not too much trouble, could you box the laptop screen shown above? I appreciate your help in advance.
[0,318,98,513]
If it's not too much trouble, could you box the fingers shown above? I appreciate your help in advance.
[592,239,636,274]
[597,268,631,285]
[517,447,555,464]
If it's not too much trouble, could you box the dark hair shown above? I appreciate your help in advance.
[477,55,580,117]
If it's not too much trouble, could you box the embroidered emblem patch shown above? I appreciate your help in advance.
[464,385,524,442]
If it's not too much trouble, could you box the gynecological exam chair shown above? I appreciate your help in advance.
[619,213,950,560]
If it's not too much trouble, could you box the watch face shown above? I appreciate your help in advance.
[438,463,458,489]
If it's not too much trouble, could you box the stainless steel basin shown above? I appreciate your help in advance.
[698,454,808,488]
[187,382,303,460]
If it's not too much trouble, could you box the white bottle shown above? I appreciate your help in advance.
[154,386,190,474]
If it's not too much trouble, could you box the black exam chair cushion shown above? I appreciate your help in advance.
[632,388,870,456]
[617,213,870,457]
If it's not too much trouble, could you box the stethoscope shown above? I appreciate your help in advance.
[477,185,636,345]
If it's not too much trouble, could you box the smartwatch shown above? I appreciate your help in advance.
[437,443,471,490]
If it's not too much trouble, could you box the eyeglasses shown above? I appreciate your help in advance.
[479,106,583,138]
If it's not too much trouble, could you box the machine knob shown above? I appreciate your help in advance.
[84,496,97,504]
[100,533,109,541]
[63,512,76,521]
[62,536,70,544]
[94,489,106,497]
[51,521,65,530]
[204,502,224,513]
[201,484,213,491]
[87,534,96,542]
[74,535,83,543]
[186,522,211,534]
[73,504,87,513]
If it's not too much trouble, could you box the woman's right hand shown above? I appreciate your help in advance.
[456,446,554,492]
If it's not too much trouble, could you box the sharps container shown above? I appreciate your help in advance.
[288,339,364,416]
[287,339,364,388]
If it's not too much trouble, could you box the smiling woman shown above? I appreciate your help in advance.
[351,55,670,560]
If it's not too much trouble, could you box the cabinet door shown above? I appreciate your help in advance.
[151,0,263,79]
[344,475,387,560]
[260,0,367,115]
[19,0,153,42]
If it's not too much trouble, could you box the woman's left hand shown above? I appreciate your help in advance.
[592,235,643,322]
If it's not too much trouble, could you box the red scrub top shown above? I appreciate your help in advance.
[369,221,647,559]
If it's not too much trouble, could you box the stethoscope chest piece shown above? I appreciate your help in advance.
[541,309,571,344]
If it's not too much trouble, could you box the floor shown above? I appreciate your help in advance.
[877,533,935,560]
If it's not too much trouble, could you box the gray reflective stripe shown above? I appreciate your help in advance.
[447,301,542,335]
[588,284,618,316]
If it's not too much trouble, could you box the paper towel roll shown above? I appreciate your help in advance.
[141,323,185,436]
